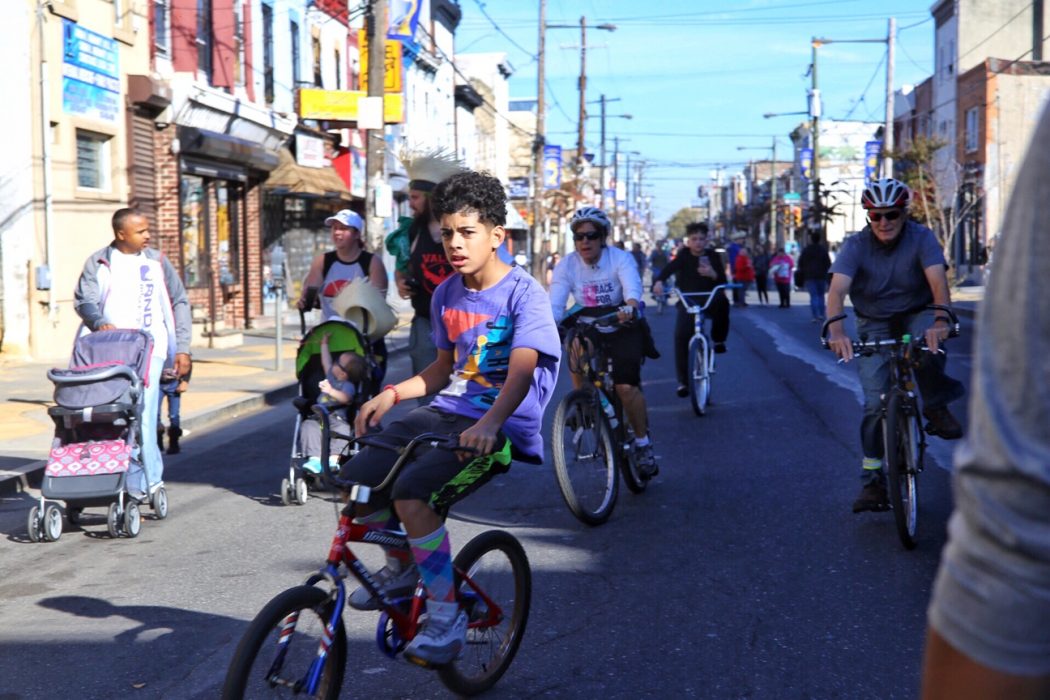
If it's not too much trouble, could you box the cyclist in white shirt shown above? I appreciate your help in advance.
[549,207,658,476]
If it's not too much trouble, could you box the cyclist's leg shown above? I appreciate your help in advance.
[905,311,966,437]
[604,326,649,438]
[709,292,731,349]
[854,317,893,509]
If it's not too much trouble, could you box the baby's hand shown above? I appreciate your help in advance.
[319,379,332,393]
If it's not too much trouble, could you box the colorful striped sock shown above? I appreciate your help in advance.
[862,457,883,471]
[409,525,455,603]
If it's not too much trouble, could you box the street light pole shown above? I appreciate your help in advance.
[530,0,546,276]
[576,15,587,206]
[599,94,606,207]
[810,37,821,239]
[884,17,896,177]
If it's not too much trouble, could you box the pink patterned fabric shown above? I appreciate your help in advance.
[46,440,131,477]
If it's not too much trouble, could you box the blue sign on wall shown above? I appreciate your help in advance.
[543,145,562,190]
[61,19,120,123]
[388,0,423,41]
[864,141,882,184]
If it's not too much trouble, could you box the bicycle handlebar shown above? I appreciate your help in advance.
[313,404,478,499]
[820,305,961,353]
[666,284,738,313]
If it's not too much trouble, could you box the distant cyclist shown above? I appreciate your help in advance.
[651,222,730,398]
[825,178,966,513]
[549,207,659,477]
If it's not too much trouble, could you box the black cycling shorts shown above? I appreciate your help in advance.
[598,324,645,386]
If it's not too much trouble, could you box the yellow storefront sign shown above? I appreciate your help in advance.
[359,31,403,93]
[298,88,403,124]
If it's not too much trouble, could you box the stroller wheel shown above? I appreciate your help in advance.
[67,507,84,526]
[124,502,142,538]
[107,503,121,538]
[280,478,292,506]
[43,505,63,542]
[294,477,309,506]
[151,487,169,520]
[26,506,41,543]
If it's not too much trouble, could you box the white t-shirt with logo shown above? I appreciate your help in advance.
[548,245,644,324]
[104,250,170,360]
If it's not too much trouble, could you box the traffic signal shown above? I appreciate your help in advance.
[792,206,802,227]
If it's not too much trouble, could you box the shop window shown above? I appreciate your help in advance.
[76,130,111,190]
[215,183,241,285]
[181,175,208,288]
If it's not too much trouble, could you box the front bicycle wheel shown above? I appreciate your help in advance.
[884,394,919,550]
[439,530,531,696]
[222,585,346,699]
[688,337,710,416]
[552,389,618,525]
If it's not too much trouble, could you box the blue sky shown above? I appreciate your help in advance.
[454,0,936,222]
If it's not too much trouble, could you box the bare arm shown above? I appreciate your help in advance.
[923,263,953,353]
[355,349,455,433]
[297,254,325,309]
[368,254,389,295]
[825,272,854,362]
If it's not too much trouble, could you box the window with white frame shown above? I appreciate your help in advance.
[77,130,111,190]
[965,107,979,152]
[234,1,246,86]
[154,0,170,56]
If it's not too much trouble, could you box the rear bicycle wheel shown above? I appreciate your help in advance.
[688,337,710,416]
[438,530,531,696]
[884,394,919,550]
[551,389,618,525]
[222,586,346,699]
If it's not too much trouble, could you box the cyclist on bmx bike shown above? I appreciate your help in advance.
[825,178,966,514]
[549,207,661,478]
[339,171,561,665]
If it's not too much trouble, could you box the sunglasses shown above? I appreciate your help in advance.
[868,210,902,223]
[573,231,602,241]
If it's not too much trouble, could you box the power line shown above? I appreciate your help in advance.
[838,48,887,121]
[467,0,537,60]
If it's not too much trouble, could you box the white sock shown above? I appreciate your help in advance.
[634,435,650,448]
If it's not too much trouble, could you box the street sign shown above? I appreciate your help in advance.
[782,192,801,201]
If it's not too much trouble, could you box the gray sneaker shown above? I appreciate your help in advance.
[634,442,658,478]
[348,564,419,611]
[403,606,468,666]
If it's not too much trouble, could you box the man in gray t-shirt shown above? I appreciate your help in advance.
[920,106,1050,698]
[825,178,965,513]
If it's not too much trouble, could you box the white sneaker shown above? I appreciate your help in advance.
[348,563,419,611]
[403,602,467,666]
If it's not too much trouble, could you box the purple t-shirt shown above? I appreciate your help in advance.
[428,265,562,460]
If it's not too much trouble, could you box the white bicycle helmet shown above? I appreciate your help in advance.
[569,207,611,236]
[861,178,910,210]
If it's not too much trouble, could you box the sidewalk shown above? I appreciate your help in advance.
[0,309,414,496]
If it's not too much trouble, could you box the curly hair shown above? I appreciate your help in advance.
[431,170,507,227]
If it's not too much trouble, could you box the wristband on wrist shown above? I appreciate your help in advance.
[383,384,400,405]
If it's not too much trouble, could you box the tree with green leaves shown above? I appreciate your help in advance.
[665,206,703,241]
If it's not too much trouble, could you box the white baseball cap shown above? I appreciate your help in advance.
[324,209,364,230]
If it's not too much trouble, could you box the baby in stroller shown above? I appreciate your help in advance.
[28,329,167,541]
[281,319,378,505]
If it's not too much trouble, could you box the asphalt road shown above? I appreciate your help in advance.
[0,295,975,699]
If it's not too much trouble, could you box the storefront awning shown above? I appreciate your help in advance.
[264,149,351,199]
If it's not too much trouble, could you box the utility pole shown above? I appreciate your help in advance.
[365,0,387,250]
[599,94,606,208]
[883,17,896,178]
[810,37,821,240]
[769,138,779,248]
[530,0,546,277]
[575,15,587,207]
[611,136,620,233]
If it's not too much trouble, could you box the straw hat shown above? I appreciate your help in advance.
[399,147,465,192]
[329,278,397,342]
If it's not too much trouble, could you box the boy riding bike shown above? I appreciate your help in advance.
[339,171,561,665]
[549,207,659,477]
[825,178,965,513]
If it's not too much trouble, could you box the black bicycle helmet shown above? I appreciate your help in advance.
[569,207,611,236]
[861,178,910,210]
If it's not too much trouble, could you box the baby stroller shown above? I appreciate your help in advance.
[27,329,166,541]
[280,318,380,505]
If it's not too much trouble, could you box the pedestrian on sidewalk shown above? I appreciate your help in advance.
[297,209,389,382]
[770,248,794,307]
[73,208,192,499]
[158,363,191,454]
[753,243,771,305]
[385,148,465,403]
[797,232,833,322]
[732,246,755,307]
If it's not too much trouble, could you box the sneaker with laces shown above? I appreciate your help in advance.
[634,442,659,478]
[852,481,890,513]
[301,457,323,474]
[676,385,689,398]
[403,604,467,666]
[348,563,420,611]
[923,406,963,440]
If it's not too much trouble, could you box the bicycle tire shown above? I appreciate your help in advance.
[551,389,618,525]
[884,394,919,550]
[688,337,710,416]
[438,530,531,696]
[619,423,648,494]
[222,585,346,699]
